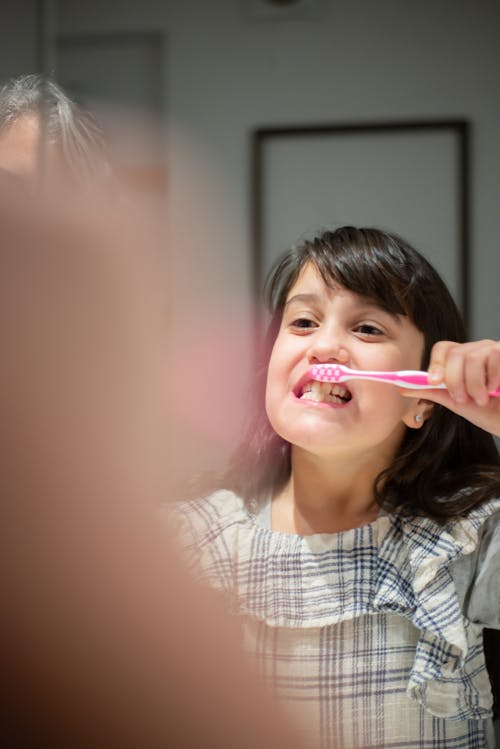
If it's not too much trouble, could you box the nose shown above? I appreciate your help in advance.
[307,326,349,365]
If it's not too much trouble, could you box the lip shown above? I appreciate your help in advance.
[293,371,314,398]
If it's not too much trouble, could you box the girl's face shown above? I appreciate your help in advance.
[265,262,426,462]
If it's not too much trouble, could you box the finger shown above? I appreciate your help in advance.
[440,343,470,404]
[463,342,491,407]
[399,386,481,416]
[399,387,454,407]
[427,340,456,385]
[486,342,500,392]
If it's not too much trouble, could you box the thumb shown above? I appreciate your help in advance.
[399,387,454,408]
[399,388,500,436]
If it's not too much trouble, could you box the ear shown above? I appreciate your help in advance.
[402,398,434,429]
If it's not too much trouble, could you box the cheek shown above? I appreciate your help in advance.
[355,385,411,421]
[264,352,289,430]
[265,341,285,393]
[264,365,278,422]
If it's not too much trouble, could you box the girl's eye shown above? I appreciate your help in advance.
[355,323,384,336]
[290,317,317,330]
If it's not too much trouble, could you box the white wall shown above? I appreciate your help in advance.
[51,0,500,476]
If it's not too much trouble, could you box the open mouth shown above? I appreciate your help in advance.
[297,379,352,405]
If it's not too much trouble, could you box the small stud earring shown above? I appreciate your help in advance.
[415,413,423,424]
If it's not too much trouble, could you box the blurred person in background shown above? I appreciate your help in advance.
[0,73,111,189]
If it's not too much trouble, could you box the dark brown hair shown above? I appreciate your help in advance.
[225,226,500,520]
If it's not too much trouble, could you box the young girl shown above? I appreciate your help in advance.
[174,226,500,748]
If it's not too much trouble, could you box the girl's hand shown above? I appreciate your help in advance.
[401,339,500,436]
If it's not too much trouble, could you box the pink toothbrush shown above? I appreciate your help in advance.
[309,363,500,397]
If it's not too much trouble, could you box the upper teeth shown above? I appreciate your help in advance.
[300,380,350,402]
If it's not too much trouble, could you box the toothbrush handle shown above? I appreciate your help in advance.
[395,370,500,397]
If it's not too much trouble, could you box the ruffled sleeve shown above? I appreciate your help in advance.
[402,499,500,719]
[451,509,500,628]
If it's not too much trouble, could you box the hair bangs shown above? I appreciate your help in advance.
[266,227,422,323]
[311,239,413,320]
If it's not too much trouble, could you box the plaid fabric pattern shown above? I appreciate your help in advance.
[173,491,500,748]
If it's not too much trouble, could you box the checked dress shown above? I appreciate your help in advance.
[172,490,500,748]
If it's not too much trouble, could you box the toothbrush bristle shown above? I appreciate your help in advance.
[311,364,342,383]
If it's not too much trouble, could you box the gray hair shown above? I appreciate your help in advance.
[0,74,111,185]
